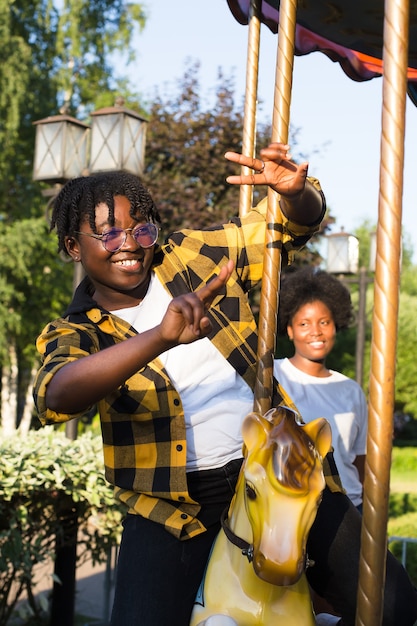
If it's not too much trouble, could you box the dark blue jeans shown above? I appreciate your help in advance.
[110,459,241,626]
[110,512,219,625]
[110,461,417,626]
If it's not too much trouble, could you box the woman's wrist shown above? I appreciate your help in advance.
[279,181,325,226]
[279,186,305,201]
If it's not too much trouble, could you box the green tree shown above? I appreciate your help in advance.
[352,222,417,419]
[359,281,417,419]
[0,217,74,434]
[326,221,417,422]
[399,261,417,297]
[0,0,147,223]
[394,291,417,417]
[143,62,261,233]
[0,0,147,432]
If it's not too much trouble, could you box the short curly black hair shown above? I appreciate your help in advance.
[277,266,354,335]
[50,170,161,255]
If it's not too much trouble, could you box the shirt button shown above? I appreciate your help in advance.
[181,513,188,520]
[178,496,185,502]
[176,444,183,452]
[174,398,180,406]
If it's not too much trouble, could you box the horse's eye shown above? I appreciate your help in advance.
[246,483,256,500]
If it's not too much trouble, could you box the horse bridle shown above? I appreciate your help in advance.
[220,506,254,563]
[220,506,315,569]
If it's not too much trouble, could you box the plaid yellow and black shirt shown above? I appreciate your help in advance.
[34,191,342,540]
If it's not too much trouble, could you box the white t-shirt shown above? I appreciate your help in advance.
[112,272,253,471]
[273,358,368,506]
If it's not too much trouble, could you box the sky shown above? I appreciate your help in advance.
[127,0,417,262]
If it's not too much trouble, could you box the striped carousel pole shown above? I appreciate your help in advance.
[239,0,262,217]
[356,0,410,624]
[252,0,298,415]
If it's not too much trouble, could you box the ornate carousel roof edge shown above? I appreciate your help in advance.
[226,0,417,105]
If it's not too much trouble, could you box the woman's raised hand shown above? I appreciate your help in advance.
[225,142,308,197]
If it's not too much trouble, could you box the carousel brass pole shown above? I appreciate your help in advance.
[253,0,297,414]
[239,0,262,217]
[355,0,409,624]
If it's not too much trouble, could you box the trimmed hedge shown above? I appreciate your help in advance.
[0,428,124,625]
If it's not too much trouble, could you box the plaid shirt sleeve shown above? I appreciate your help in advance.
[158,179,325,293]
[33,320,100,425]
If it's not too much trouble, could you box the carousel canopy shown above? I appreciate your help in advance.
[227,0,417,104]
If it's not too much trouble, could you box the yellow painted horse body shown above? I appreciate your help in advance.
[190,406,332,626]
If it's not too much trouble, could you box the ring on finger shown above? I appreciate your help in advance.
[258,160,265,173]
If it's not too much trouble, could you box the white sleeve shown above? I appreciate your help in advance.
[353,387,368,456]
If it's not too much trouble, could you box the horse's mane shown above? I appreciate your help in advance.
[270,414,317,491]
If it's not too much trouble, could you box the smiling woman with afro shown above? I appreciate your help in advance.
[277,265,355,336]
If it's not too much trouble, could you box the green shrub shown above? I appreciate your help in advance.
[388,512,417,586]
[391,446,417,472]
[389,492,417,518]
[0,428,125,626]
[394,416,417,445]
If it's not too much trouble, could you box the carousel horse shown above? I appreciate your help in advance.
[190,405,332,626]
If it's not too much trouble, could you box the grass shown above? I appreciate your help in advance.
[386,447,417,585]
[390,446,417,494]
[390,473,417,493]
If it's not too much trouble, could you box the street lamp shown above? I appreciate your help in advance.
[325,229,375,388]
[33,98,148,183]
[89,98,147,174]
[33,113,90,183]
[326,229,359,274]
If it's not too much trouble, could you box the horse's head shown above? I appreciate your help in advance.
[241,405,331,586]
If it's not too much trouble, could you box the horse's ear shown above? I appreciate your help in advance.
[303,417,332,458]
[241,412,271,452]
